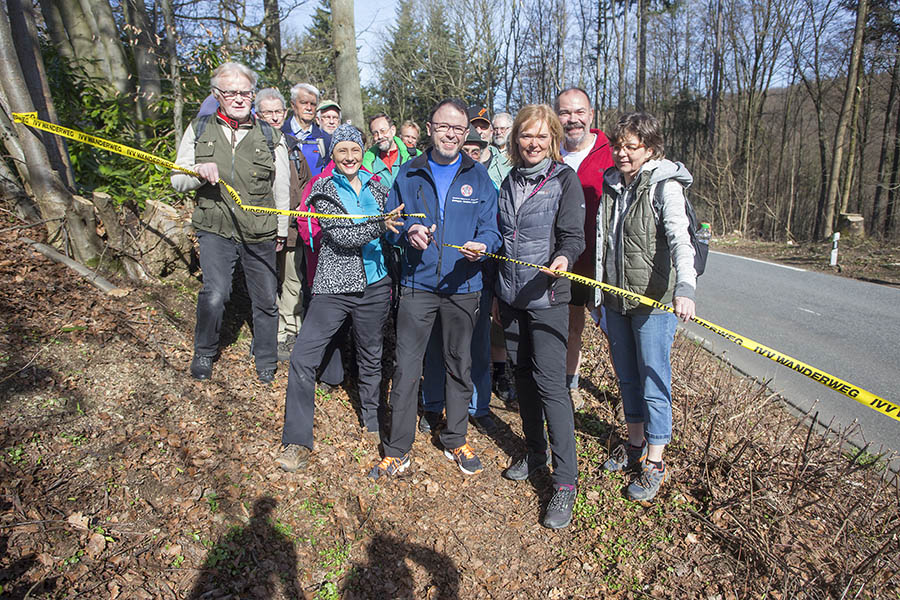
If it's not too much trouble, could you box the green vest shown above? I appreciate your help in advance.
[191,117,281,243]
[602,173,675,314]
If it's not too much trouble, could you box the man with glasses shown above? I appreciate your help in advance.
[282,83,331,176]
[492,112,513,156]
[172,63,290,384]
[315,100,342,136]
[363,113,421,188]
[256,88,312,362]
[369,99,501,480]
[554,87,614,412]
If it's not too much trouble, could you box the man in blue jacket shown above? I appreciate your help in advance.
[369,99,501,480]
[281,82,331,176]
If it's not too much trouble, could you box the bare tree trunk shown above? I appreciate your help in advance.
[871,47,899,234]
[839,80,862,216]
[706,0,723,147]
[80,0,132,96]
[618,0,630,111]
[36,0,74,63]
[0,1,100,263]
[123,0,162,122]
[635,0,647,110]
[331,0,363,127]
[821,0,867,239]
[263,0,283,78]
[47,0,107,85]
[160,0,183,147]
[7,0,75,189]
[884,99,900,238]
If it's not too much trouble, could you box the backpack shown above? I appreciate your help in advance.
[652,179,708,277]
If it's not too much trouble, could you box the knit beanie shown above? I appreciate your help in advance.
[329,123,364,157]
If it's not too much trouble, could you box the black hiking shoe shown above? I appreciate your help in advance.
[543,484,577,529]
[190,355,213,380]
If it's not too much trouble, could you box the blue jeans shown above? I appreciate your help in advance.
[420,287,492,417]
[605,310,677,445]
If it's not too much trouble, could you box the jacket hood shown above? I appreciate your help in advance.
[602,158,693,190]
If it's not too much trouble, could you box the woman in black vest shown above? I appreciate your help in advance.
[598,112,697,503]
[495,104,585,529]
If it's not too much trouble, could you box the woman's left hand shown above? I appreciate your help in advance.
[673,296,696,322]
[541,255,569,278]
[383,203,405,234]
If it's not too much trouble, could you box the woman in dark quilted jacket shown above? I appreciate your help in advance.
[276,124,404,473]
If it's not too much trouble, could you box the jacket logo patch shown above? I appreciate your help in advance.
[460,184,473,197]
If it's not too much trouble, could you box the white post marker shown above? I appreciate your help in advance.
[830,232,840,266]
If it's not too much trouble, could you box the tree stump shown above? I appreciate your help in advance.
[837,213,865,237]
[138,199,196,279]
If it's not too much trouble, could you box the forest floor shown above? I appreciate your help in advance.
[714,232,900,287]
[1,216,899,599]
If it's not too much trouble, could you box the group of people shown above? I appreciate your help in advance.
[172,62,698,530]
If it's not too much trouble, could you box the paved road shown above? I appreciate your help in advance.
[681,251,900,455]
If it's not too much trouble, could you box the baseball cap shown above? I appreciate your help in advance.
[316,99,342,113]
[467,105,491,126]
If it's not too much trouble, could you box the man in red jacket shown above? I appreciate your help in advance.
[555,87,614,411]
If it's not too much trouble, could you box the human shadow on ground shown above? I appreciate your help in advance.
[342,533,460,599]
[188,496,299,599]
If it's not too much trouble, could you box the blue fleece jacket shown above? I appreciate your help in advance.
[386,151,500,294]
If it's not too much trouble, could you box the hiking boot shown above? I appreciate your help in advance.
[569,387,585,411]
[367,454,410,480]
[417,411,443,434]
[493,369,517,407]
[190,355,213,380]
[503,453,550,481]
[444,443,484,475]
[627,461,669,502]
[275,444,310,472]
[470,412,499,435]
[317,382,337,395]
[277,335,295,362]
[257,368,276,384]
[543,484,577,529]
[603,441,647,473]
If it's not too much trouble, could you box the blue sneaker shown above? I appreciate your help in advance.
[367,454,410,480]
[444,443,483,475]
[627,461,669,502]
[603,441,647,473]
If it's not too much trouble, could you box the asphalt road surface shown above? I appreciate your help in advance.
[681,250,900,455]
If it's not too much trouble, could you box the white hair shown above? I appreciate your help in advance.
[255,87,286,111]
[493,112,513,127]
[290,83,320,103]
[210,62,258,90]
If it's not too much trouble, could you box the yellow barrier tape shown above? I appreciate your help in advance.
[444,243,900,424]
[11,112,425,221]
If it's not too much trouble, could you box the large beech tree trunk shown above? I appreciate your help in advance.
[123,0,162,123]
[7,0,75,189]
[0,1,100,264]
[331,0,363,127]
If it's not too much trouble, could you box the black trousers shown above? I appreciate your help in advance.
[282,277,391,449]
[194,230,278,371]
[383,287,480,457]
[500,301,577,486]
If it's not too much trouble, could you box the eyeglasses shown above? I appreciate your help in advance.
[259,110,284,118]
[430,122,468,136]
[213,87,255,101]
[371,127,392,137]
[557,108,589,118]
[493,126,510,133]
[612,143,646,153]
